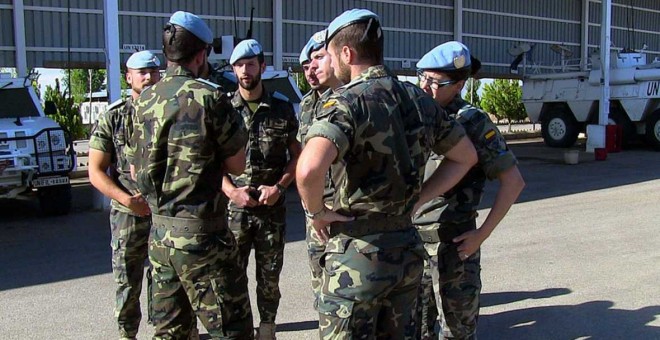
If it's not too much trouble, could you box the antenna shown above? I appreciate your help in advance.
[246,7,255,39]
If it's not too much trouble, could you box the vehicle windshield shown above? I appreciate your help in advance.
[0,88,41,119]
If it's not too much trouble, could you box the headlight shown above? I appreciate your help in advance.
[51,134,61,146]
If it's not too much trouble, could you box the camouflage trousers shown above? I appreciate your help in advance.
[318,228,424,339]
[109,209,151,339]
[413,256,440,340]
[229,206,286,324]
[305,218,325,311]
[430,220,482,340]
[149,225,254,339]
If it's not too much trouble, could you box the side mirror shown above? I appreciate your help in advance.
[44,101,57,116]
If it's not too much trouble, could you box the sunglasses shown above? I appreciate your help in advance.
[417,71,457,90]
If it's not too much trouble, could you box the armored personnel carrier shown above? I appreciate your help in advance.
[518,47,660,150]
[0,74,75,215]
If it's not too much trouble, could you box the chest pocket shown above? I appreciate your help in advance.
[259,117,288,162]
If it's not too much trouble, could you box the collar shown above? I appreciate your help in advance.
[164,65,197,78]
[231,86,274,111]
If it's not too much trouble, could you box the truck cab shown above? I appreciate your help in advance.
[0,74,74,215]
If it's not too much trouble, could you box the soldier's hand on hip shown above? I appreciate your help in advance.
[126,193,151,217]
[229,186,259,208]
[312,209,354,243]
[453,229,487,261]
[257,185,280,206]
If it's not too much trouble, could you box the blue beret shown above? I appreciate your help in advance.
[326,9,380,44]
[230,39,263,65]
[169,11,213,44]
[299,30,326,65]
[126,51,160,69]
[417,41,472,71]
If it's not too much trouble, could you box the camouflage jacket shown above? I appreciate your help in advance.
[126,65,248,219]
[228,88,299,210]
[88,98,139,214]
[297,89,321,144]
[415,97,518,233]
[298,88,344,207]
[307,65,466,218]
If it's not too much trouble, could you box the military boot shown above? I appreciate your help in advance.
[255,322,276,340]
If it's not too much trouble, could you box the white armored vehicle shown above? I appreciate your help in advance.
[518,46,660,150]
[0,74,74,215]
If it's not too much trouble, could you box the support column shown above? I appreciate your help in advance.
[454,0,463,41]
[96,0,121,210]
[273,0,283,70]
[12,0,27,77]
[581,0,590,71]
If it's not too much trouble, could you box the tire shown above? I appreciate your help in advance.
[541,109,580,148]
[38,183,72,216]
[645,110,660,151]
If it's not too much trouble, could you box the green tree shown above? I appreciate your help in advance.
[29,69,42,100]
[464,78,481,108]
[480,79,526,131]
[43,79,88,140]
[61,69,106,103]
[293,72,311,94]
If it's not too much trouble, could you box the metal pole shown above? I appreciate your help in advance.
[273,0,283,70]
[454,0,463,41]
[12,0,28,77]
[599,0,611,127]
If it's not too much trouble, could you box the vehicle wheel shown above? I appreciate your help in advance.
[541,109,579,148]
[39,183,72,216]
[645,110,660,151]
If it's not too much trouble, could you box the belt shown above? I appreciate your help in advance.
[151,214,224,233]
[329,214,412,237]
[417,219,476,243]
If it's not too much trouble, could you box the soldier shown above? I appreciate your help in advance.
[88,50,159,340]
[415,41,526,339]
[126,11,253,339]
[221,39,301,339]
[296,9,478,339]
[297,30,344,311]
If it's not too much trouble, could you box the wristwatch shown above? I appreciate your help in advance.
[304,206,326,220]
[275,183,286,195]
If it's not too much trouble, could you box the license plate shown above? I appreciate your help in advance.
[32,176,70,187]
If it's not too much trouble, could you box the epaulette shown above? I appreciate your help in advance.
[195,78,222,89]
[272,91,290,103]
[106,98,126,111]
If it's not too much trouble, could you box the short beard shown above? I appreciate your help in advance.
[239,72,262,91]
[336,59,352,84]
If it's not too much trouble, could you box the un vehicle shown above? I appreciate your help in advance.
[0,74,74,215]
[518,46,660,150]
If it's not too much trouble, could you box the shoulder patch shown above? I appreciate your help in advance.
[322,99,337,109]
[107,98,126,111]
[195,78,222,89]
[484,129,497,141]
[272,91,290,103]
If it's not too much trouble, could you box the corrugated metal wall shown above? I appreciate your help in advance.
[1,0,659,77]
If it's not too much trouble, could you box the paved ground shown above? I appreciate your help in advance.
[1,139,658,339]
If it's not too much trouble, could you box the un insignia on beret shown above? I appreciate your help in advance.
[312,30,325,44]
[454,55,466,69]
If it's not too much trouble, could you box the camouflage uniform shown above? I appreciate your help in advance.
[307,65,466,339]
[89,98,152,340]
[227,89,298,324]
[126,65,253,339]
[415,97,517,339]
[298,88,345,311]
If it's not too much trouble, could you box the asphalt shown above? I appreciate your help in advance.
[0,138,658,340]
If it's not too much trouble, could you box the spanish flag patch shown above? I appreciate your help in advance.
[484,129,496,140]
[322,100,337,109]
